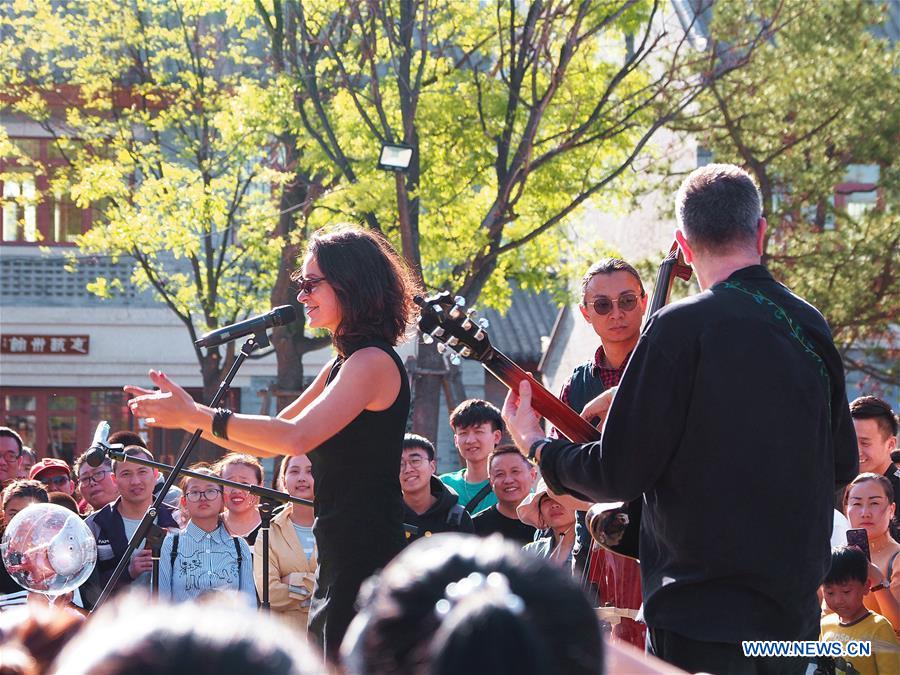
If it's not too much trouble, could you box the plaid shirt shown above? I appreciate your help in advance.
[550,346,632,439]
[559,345,632,407]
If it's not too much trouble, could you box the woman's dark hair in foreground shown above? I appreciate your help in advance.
[298,226,420,356]
[342,533,603,675]
[50,594,327,675]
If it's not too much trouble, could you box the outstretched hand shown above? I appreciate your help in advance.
[124,370,198,430]
[502,379,545,455]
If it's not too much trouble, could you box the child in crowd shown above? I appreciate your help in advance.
[158,466,255,605]
[821,546,900,675]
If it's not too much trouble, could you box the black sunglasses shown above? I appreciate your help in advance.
[589,292,641,316]
[295,275,327,295]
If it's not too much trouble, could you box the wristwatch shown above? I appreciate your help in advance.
[528,437,553,462]
[871,581,890,592]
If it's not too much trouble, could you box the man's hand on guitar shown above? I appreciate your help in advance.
[502,380,545,457]
[580,387,617,430]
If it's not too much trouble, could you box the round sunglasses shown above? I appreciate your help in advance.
[588,292,642,315]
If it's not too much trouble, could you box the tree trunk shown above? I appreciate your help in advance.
[411,340,446,445]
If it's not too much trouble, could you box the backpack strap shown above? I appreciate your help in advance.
[169,533,179,596]
[446,504,465,528]
[463,482,493,515]
[233,536,243,591]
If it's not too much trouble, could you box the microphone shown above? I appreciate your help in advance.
[85,421,111,468]
[195,306,298,349]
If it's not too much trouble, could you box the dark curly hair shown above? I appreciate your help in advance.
[296,226,420,356]
[345,534,603,675]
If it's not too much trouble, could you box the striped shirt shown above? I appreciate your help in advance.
[158,521,255,605]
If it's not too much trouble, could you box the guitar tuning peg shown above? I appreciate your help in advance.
[477,318,490,329]
[473,329,486,341]
[453,296,466,307]
[436,342,446,354]
[449,353,462,366]
[459,346,472,358]
[466,308,477,317]
[461,318,473,331]
[432,327,445,338]
[446,336,460,347]
[421,332,434,344]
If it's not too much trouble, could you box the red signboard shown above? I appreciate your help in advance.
[0,335,90,355]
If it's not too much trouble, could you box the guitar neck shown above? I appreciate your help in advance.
[482,349,601,444]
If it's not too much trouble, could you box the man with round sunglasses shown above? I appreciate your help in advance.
[565,258,648,427]
[552,258,648,647]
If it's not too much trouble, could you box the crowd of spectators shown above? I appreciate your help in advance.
[0,390,897,673]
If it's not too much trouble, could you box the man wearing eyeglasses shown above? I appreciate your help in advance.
[551,259,647,639]
[29,458,76,498]
[0,427,24,488]
[560,258,648,428]
[80,444,179,610]
[400,434,474,543]
[74,452,120,513]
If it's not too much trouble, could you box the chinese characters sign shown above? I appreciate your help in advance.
[0,335,90,355]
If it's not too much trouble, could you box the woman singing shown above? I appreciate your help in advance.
[125,226,418,658]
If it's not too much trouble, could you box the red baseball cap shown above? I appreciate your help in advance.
[29,458,72,480]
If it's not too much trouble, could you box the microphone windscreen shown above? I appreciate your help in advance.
[271,305,297,326]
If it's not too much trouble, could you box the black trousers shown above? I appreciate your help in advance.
[647,627,814,675]
[308,561,373,662]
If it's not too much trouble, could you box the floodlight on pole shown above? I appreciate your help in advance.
[378,143,413,172]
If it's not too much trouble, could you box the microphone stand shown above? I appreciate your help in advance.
[106,448,308,612]
[146,524,166,597]
[92,331,271,612]
[258,500,274,611]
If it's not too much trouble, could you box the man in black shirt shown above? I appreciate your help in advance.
[504,164,858,674]
[472,445,537,545]
[400,434,474,541]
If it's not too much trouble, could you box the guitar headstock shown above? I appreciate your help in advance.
[413,292,494,365]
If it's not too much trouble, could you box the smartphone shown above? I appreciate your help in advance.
[846,528,871,561]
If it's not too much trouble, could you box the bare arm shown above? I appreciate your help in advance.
[126,347,400,457]
[124,361,334,458]
[276,359,332,420]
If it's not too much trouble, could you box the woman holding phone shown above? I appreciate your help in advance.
[125,226,419,659]
[845,473,900,632]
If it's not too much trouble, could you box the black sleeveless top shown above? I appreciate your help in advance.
[307,339,409,564]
